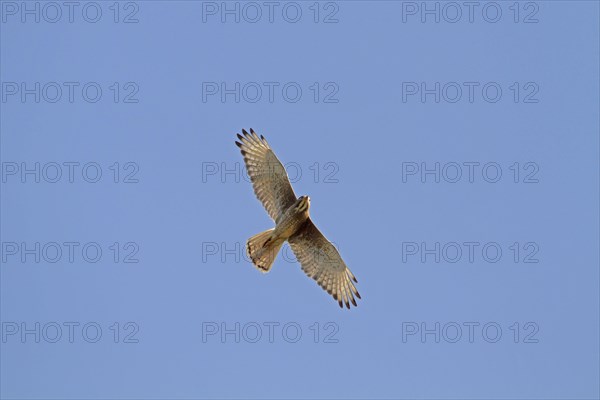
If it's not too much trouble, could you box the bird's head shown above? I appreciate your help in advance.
[295,195,311,213]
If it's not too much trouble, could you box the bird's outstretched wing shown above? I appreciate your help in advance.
[288,219,361,308]
[235,129,297,221]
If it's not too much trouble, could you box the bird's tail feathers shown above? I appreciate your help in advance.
[246,229,283,273]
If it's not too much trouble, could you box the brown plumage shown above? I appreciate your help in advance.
[236,129,361,309]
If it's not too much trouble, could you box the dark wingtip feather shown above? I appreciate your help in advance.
[242,129,249,136]
[250,128,255,134]
[235,141,243,148]
[338,300,343,308]
[240,150,247,156]
[345,302,350,309]
[353,277,358,283]
[237,133,244,141]
[351,298,357,307]
[355,291,361,299]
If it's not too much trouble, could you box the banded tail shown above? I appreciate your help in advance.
[246,229,283,273]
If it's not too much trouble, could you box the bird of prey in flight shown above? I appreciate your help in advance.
[235,129,361,309]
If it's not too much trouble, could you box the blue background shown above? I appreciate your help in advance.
[1,1,599,399]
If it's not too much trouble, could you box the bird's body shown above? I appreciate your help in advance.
[235,129,360,309]
[273,196,310,239]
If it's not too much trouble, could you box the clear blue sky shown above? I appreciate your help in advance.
[1,1,599,399]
